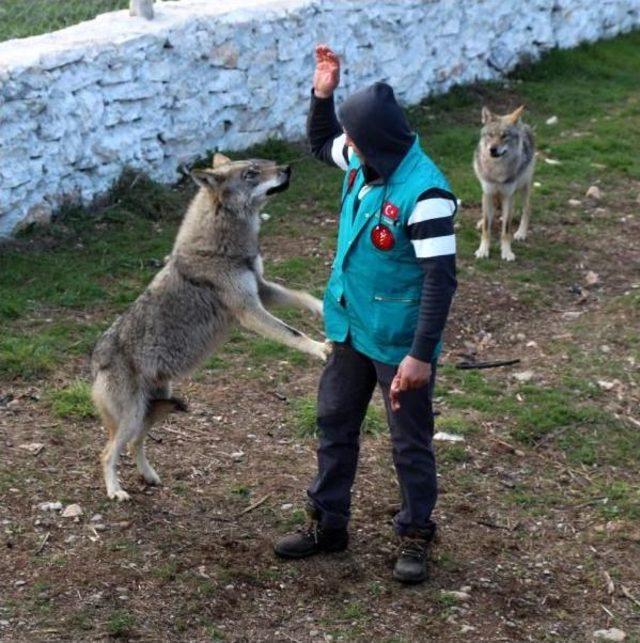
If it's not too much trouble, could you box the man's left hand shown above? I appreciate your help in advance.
[389,356,431,412]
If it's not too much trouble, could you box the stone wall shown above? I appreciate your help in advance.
[1,0,639,236]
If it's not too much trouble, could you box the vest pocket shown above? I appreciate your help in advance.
[370,292,420,346]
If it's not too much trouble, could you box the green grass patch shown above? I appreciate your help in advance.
[242,337,310,367]
[0,0,130,41]
[435,413,478,436]
[438,364,631,465]
[265,256,325,287]
[281,507,307,530]
[339,602,368,622]
[437,443,469,465]
[105,610,136,639]
[291,395,386,438]
[47,380,95,419]
[595,481,640,520]
[0,320,104,380]
[219,329,313,368]
[0,173,184,325]
[153,561,179,582]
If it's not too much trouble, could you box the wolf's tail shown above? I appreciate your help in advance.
[145,397,188,427]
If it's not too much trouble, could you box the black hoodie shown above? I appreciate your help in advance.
[307,84,457,363]
[338,82,415,181]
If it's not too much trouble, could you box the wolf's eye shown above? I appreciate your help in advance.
[244,168,260,180]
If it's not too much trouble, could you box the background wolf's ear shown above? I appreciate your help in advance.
[212,153,231,168]
[191,169,224,190]
[506,105,525,124]
[481,106,494,124]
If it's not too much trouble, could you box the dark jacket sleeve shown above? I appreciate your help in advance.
[406,190,458,362]
[307,91,346,168]
[409,254,457,362]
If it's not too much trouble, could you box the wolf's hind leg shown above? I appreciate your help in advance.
[129,386,166,486]
[131,435,161,486]
[102,404,146,501]
[130,393,186,486]
[237,302,329,361]
[514,181,532,242]
[258,280,323,318]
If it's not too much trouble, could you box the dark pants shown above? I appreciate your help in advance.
[307,341,437,536]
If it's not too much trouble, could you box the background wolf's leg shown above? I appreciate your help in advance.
[500,193,516,261]
[258,280,323,317]
[514,181,532,241]
[475,192,494,258]
[237,303,328,360]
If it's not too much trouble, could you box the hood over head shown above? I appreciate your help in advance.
[338,82,415,181]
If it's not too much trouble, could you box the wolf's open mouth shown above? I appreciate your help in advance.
[266,178,290,195]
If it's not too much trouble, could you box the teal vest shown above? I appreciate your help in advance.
[323,137,452,365]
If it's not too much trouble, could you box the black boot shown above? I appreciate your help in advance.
[393,523,436,584]
[273,507,348,559]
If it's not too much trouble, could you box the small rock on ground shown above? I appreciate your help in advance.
[61,504,83,518]
[586,185,602,200]
[593,628,626,642]
[441,590,471,601]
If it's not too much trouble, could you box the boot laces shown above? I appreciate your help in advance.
[298,520,320,545]
[399,537,428,560]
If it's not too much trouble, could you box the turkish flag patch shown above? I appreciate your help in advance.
[382,201,399,220]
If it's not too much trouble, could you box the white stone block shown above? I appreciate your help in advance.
[206,69,246,93]
[102,80,159,103]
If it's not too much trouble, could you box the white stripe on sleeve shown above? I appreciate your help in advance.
[407,198,456,225]
[330,133,349,170]
[411,234,456,258]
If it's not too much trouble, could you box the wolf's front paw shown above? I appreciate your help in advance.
[513,227,528,242]
[501,246,516,262]
[311,340,332,362]
[475,242,490,259]
[108,489,131,502]
[140,468,161,486]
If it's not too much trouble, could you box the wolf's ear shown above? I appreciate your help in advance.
[481,106,495,124]
[212,153,231,168]
[506,105,525,124]
[191,169,224,190]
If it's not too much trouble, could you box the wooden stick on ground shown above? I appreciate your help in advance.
[621,585,640,608]
[36,532,50,555]
[237,494,272,517]
[456,358,521,370]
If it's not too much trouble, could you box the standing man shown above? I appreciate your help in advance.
[274,45,458,584]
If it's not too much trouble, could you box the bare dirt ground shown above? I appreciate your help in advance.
[2,185,639,642]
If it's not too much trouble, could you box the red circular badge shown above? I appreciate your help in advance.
[371,223,395,251]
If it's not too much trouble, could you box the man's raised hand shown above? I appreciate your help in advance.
[313,44,340,99]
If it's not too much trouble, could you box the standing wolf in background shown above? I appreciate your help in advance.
[92,154,328,501]
[473,105,535,261]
